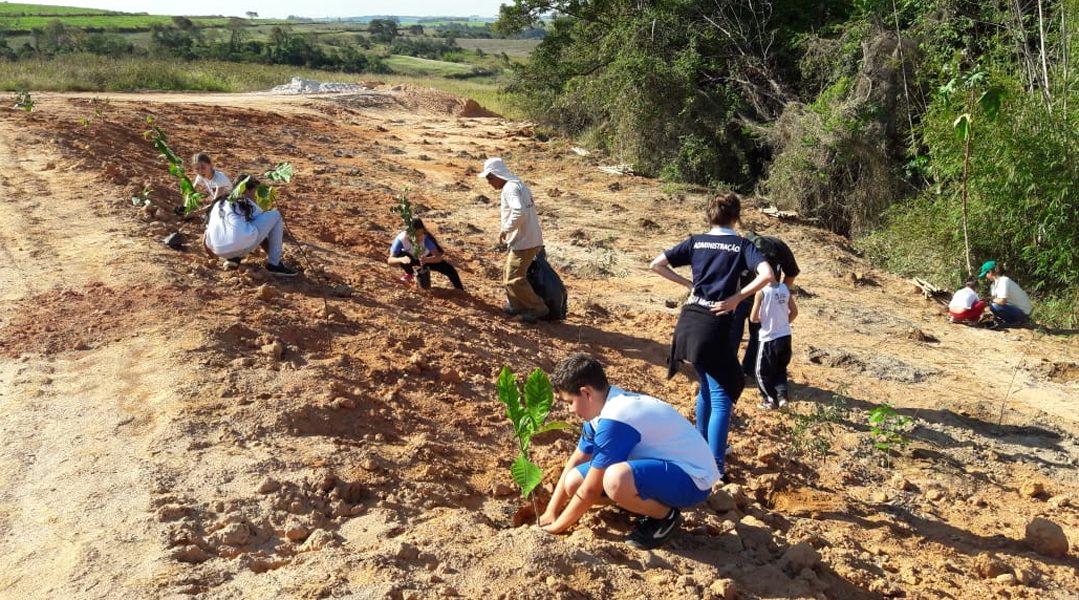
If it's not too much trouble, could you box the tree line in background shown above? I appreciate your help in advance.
[0,16,516,73]
[496,0,1078,323]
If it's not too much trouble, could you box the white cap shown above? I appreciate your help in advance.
[477,157,517,181]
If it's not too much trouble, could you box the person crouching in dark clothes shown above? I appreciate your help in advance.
[388,218,464,290]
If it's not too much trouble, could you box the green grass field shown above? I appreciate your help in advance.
[453,38,540,59]
[0,55,360,92]
[0,14,234,30]
[0,2,115,14]
[381,55,479,77]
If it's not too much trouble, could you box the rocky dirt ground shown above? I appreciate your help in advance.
[0,85,1076,600]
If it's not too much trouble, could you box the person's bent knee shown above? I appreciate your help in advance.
[602,463,636,503]
[564,468,585,497]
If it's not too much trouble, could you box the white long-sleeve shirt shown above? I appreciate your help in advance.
[205,199,262,256]
[500,180,542,250]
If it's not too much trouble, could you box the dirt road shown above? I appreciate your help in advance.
[0,87,1076,600]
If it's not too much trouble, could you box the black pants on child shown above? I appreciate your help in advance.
[755,334,791,406]
[394,252,463,290]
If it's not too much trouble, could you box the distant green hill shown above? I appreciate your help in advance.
[0,2,117,15]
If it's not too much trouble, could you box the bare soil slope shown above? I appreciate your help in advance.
[0,86,1076,600]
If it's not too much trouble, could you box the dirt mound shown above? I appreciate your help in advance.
[0,90,1076,600]
[384,82,501,117]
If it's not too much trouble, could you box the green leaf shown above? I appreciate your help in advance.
[523,369,554,428]
[255,185,277,210]
[510,453,543,498]
[183,187,204,214]
[953,114,971,142]
[229,177,250,202]
[264,162,294,183]
[536,420,572,435]
[497,367,525,432]
[978,87,1004,121]
[939,77,958,97]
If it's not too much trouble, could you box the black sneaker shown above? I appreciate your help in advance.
[625,508,682,550]
[266,262,298,277]
[226,256,242,265]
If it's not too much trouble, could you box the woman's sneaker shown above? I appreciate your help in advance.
[625,508,683,550]
[757,401,775,410]
[266,262,298,277]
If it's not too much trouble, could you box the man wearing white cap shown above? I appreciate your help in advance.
[478,157,549,321]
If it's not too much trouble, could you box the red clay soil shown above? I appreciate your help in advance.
[0,86,1075,600]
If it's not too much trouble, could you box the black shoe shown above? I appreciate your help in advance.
[226,256,242,265]
[266,262,298,277]
[625,508,682,550]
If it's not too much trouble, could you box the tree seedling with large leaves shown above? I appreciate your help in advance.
[144,121,204,214]
[229,174,282,211]
[496,367,569,518]
[145,119,293,214]
[389,186,419,260]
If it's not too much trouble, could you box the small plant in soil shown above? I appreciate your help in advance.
[786,393,850,461]
[389,186,417,251]
[12,89,34,112]
[867,403,912,451]
[131,184,153,207]
[81,96,111,126]
[495,367,570,522]
[145,119,292,214]
[389,187,429,287]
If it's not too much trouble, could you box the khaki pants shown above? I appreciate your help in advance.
[504,246,548,316]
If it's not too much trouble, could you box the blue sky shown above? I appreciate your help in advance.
[22,0,509,19]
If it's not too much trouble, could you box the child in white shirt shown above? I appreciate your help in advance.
[948,279,986,324]
[750,281,798,409]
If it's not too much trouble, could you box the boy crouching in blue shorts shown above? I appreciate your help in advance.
[539,354,722,550]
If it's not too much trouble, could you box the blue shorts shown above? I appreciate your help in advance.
[575,459,710,508]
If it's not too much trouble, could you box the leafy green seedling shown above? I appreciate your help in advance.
[868,403,912,451]
[264,162,294,183]
[230,175,279,211]
[143,125,204,214]
[389,186,417,257]
[496,367,570,512]
[130,185,153,207]
[12,89,33,112]
[90,96,110,119]
[390,186,432,285]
